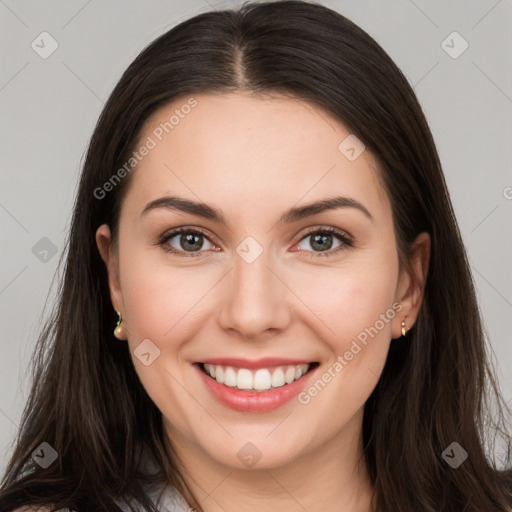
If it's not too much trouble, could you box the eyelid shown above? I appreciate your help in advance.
[158,225,353,257]
[296,225,352,242]
[157,226,219,257]
[292,226,353,256]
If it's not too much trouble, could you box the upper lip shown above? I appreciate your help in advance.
[197,357,315,369]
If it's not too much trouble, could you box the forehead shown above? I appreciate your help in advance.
[121,92,390,223]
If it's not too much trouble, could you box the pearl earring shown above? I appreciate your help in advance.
[114,311,125,340]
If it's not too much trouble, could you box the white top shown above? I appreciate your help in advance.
[115,447,193,511]
[116,483,191,511]
[47,485,190,512]
[149,484,191,511]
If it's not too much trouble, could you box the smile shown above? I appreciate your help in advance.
[194,358,319,412]
[200,362,311,391]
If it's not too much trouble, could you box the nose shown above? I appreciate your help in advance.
[217,246,292,340]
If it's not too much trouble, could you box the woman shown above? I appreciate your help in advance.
[1,1,511,511]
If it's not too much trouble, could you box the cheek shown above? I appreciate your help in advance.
[117,250,209,422]
[295,262,399,430]
[118,240,229,372]
[121,262,209,347]
[117,238,180,342]
[294,252,399,354]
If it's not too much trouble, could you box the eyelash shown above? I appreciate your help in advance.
[157,226,354,258]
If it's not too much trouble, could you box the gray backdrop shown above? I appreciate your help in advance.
[1,0,511,476]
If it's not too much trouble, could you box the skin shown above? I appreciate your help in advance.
[96,92,430,512]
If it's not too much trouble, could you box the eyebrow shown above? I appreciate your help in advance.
[141,195,373,224]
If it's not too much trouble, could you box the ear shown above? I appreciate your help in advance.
[95,224,127,339]
[392,231,431,339]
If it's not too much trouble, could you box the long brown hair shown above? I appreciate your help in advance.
[1,1,511,511]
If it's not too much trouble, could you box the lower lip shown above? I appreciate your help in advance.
[195,363,317,413]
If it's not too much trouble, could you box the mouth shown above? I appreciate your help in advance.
[198,361,319,392]
[193,359,319,412]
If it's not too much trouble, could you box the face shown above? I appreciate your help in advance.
[96,92,428,473]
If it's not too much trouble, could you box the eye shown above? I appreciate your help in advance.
[158,226,353,258]
[293,227,353,256]
[159,228,218,257]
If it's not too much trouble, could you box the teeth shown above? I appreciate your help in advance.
[271,367,285,387]
[224,367,237,387]
[237,369,253,390]
[285,366,296,384]
[254,369,272,391]
[202,363,310,391]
